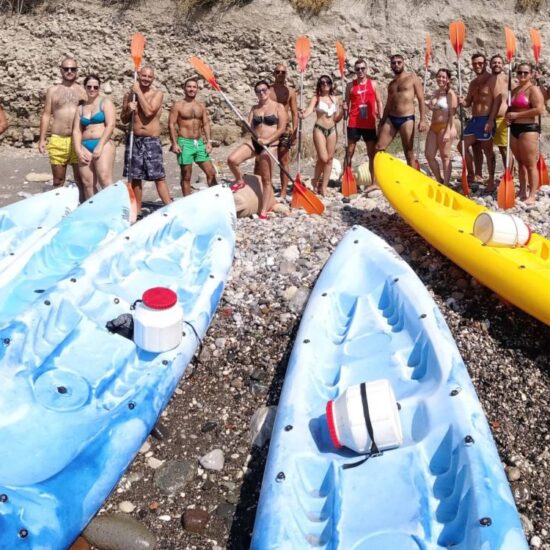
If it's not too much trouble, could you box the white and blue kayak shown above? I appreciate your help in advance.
[0,182,130,324]
[0,186,79,265]
[252,226,527,550]
[0,185,235,549]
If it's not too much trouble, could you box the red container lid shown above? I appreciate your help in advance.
[142,287,178,310]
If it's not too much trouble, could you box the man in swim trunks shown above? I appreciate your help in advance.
[38,57,86,198]
[269,63,298,199]
[490,54,511,171]
[458,53,501,192]
[344,58,384,191]
[121,65,171,214]
[0,105,7,135]
[169,77,217,196]
[376,54,428,171]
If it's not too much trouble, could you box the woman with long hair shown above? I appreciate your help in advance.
[424,68,457,186]
[227,80,287,219]
[300,75,343,196]
[72,74,116,200]
[506,62,545,204]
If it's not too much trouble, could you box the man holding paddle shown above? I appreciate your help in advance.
[121,65,171,214]
[269,63,298,199]
[458,53,501,192]
[490,54,512,171]
[169,76,217,196]
[376,54,427,170]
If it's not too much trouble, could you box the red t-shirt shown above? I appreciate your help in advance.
[348,79,376,129]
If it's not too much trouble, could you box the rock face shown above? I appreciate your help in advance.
[1,0,549,150]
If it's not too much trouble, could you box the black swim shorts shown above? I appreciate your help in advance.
[123,136,166,181]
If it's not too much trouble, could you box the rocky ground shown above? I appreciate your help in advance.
[2,143,549,549]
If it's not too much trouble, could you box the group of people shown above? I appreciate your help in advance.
[0,50,546,217]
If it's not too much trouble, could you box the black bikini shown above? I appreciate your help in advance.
[251,112,279,154]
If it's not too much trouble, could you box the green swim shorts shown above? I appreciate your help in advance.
[177,137,211,165]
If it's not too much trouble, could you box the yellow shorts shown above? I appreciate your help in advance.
[493,116,507,148]
[47,134,79,165]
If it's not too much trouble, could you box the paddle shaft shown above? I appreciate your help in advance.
[456,57,467,160]
[218,88,295,182]
[505,60,513,173]
[297,71,304,174]
[127,69,138,180]
[416,66,429,162]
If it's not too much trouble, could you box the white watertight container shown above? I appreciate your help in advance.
[326,379,402,454]
[133,287,183,353]
[473,212,532,247]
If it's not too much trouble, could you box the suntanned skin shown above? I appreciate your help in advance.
[269,64,298,198]
[376,56,428,169]
[458,55,501,191]
[121,66,171,212]
[38,58,86,196]
[490,56,514,171]
[0,105,8,135]
[169,79,217,196]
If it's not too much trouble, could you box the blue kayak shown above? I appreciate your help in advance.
[0,186,235,549]
[252,226,527,550]
[0,186,79,267]
[0,182,130,324]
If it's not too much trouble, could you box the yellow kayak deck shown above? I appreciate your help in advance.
[374,152,550,326]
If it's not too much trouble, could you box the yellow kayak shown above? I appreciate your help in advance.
[374,152,550,326]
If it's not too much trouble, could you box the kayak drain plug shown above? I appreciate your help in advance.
[57,386,67,394]
[276,472,285,482]
[3,338,9,347]
[479,517,492,527]
[284,425,293,431]
[0,494,8,502]
[18,529,28,539]
[464,435,475,445]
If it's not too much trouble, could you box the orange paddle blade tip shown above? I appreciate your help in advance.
[292,176,325,215]
[505,27,517,63]
[461,163,470,197]
[425,33,432,67]
[529,28,542,63]
[188,56,220,91]
[295,36,311,73]
[336,41,346,76]
[449,21,465,57]
[497,170,515,209]
[131,32,146,70]
[342,167,357,197]
[538,155,549,186]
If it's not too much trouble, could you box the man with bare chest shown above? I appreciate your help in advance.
[376,55,427,168]
[490,54,511,169]
[121,65,171,213]
[169,77,217,196]
[38,57,86,195]
[459,53,501,191]
[269,64,298,198]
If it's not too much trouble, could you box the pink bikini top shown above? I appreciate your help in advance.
[511,90,531,109]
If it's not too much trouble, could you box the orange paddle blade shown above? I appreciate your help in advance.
[127,182,138,224]
[505,27,517,63]
[342,166,357,196]
[425,33,432,67]
[538,155,549,186]
[336,41,346,77]
[131,33,145,71]
[449,21,465,57]
[497,170,515,209]
[529,28,542,63]
[295,36,311,73]
[461,161,470,196]
[188,56,221,91]
[291,175,324,214]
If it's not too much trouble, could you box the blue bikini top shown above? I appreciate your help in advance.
[80,100,105,127]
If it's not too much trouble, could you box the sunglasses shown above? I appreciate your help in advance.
[61,67,77,72]
[516,71,530,75]
[86,85,99,90]
[255,88,269,94]
[320,80,331,85]
[274,70,286,75]
[355,66,366,71]
[472,61,485,66]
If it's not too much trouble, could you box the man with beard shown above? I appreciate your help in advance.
[490,54,511,170]
[376,54,427,170]
[269,63,298,199]
[459,53,501,192]
[121,65,171,214]
[169,77,217,196]
[38,57,86,196]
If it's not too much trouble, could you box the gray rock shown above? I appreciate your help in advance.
[288,287,310,312]
[83,514,156,550]
[250,405,277,447]
[506,466,521,482]
[199,449,225,471]
[153,459,195,496]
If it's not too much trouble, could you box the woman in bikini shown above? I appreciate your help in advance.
[424,69,457,186]
[300,75,343,196]
[227,80,287,219]
[505,62,545,204]
[72,74,116,200]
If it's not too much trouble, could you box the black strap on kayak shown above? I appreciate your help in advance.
[343,382,382,470]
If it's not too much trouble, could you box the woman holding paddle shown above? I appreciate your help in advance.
[227,80,287,219]
[424,69,457,186]
[299,75,343,196]
[505,62,545,204]
[72,74,116,199]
